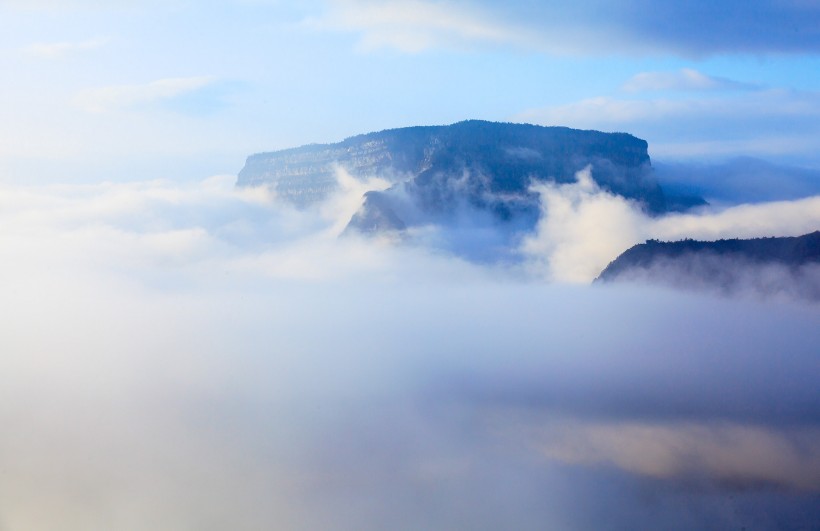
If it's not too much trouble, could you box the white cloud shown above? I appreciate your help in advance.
[22,37,107,59]
[0,173,818,529]
[522,167,644,283]
[534,420,820,491]
[321,165,391,235]
[651,195,820,241]
[74,76,217,113]
[622,68,754,92]
[308,0,820,56]
[305,0,536,53]
[521,168,820,283]
[518,89,820,128]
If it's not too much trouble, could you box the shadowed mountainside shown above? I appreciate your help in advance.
[596,231,820,300]
[238,121,702,237]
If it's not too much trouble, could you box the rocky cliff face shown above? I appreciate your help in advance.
[238,134,422,207]
[596,231,820,300]
[237,120,685,234]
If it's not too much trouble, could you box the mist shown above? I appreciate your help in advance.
[0,173,818,530]
[655,158,820,206]
[520,166,820,286]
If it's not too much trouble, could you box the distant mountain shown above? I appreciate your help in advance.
[238,121,702,237]
[655,157,820,205]
[596,231,820,300]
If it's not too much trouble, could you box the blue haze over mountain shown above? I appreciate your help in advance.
[655,158,820,206]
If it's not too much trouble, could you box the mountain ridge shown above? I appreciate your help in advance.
[596,231,820,300]
[237,121,697,234]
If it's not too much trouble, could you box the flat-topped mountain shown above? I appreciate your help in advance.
[596,231,820,300]
[238,121,698,238]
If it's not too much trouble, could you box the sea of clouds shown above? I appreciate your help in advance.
[0,170,818,530]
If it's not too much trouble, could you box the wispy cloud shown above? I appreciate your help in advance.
[74,76,218,113]
[519,89,820,126]
[22,37,107,59]
[622,68,756,93]
[516,88,820,163]
[305,0,536,53]
[309,0,820,56]
[522,167,820,283]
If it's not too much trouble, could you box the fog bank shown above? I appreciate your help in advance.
[0,175,817,530]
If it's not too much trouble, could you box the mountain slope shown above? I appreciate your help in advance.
[596,231,820,300]
[238,121,693,237]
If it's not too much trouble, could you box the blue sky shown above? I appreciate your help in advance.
[2,0,820,183]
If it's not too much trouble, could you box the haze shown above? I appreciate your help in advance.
[1,1,819,530]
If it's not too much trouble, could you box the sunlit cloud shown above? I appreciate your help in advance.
[533,420,820,490]
[522,167,644,283]
[521,168,820,283]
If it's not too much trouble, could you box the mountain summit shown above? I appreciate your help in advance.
[237,120,700,240]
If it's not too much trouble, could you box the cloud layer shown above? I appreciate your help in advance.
[306,0,533,53]
[517,166,820,283]
[312,0,820,56]
[0,173,818,529]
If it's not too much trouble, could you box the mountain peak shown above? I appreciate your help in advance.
[237,122,706,262]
